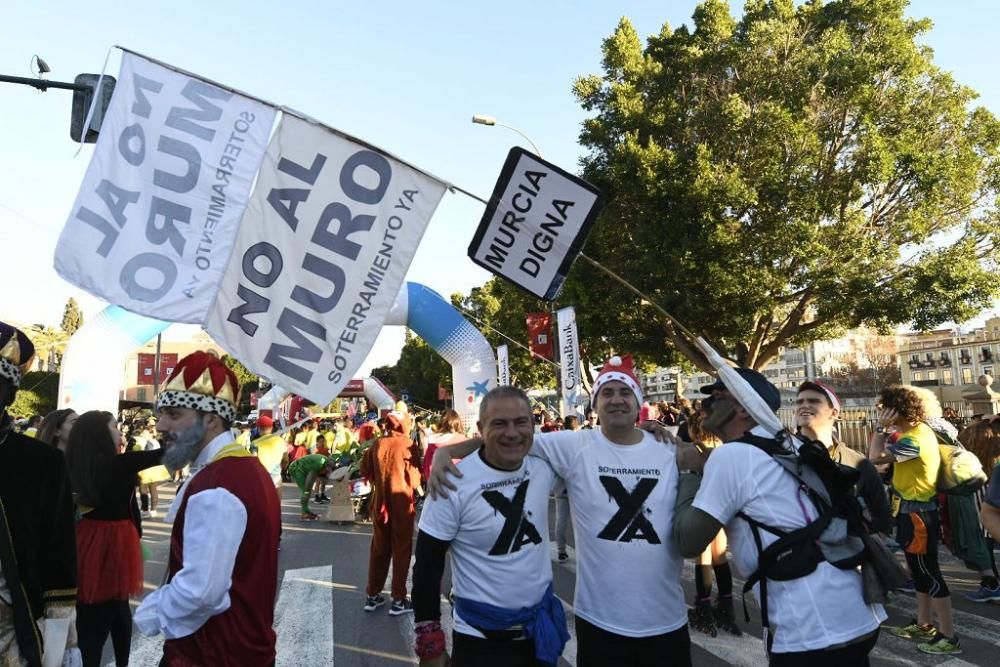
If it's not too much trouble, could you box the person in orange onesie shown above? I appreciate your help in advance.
[361,412,423,615]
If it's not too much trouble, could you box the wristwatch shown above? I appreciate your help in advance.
[875,426,890,434]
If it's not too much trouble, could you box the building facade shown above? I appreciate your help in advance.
[899,317,1000,404]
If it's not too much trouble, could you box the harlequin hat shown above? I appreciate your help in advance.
[592,355,643,406]
[0,321,36,388]
[156,350,240,422]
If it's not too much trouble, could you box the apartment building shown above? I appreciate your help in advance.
[639,328,900,404]
[899,317,1000,403]
[120,331,226,404]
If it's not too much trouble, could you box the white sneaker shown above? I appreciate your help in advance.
[140,511,151,519]
[148,510,158,518]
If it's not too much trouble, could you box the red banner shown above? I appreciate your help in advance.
[526,312,554,361]
[136,353,179,386]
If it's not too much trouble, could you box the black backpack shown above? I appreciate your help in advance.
[735,432,872,646]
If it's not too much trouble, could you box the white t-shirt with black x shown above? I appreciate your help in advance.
[692,425,886,653]
[531,430,686,637]
[419,450,558,638]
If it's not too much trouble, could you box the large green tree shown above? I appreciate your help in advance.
[9,371,59,418]
[566,0,1000,371]
[221,354,258,415]
[394,336,451,409]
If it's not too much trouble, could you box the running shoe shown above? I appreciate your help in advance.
[886,620,936,641]
[363,594,386,612]
[963,585,1000,603]
[917,633,962,655]
[300,512,319,521]
[688,598,717,637]
[713,596,742,636]
[557,552,569,563]
[389,598,414,616]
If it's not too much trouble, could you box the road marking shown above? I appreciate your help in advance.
[123,565,333,667]
[275,565,334,667]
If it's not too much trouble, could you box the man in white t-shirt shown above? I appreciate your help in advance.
[430,356,690,667]
[412,386,568,667]
[672,368,886,666]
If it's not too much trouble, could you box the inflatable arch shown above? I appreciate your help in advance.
[58,282,496,431]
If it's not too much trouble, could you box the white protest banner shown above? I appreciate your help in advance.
[556,306,584,416]
[205,114,446,404]
[468,147,604,300]
[55,52,276,323]
[497,344,510,386]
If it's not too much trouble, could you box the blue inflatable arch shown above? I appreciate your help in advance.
[58,282,497,432]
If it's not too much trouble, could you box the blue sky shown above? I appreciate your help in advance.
[1,1,997,372]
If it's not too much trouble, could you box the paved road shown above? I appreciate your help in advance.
[112,482,1000,666]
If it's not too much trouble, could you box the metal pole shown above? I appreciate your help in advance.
[551,302,563,418]
[0,74,90,92]
[152,334,162,399]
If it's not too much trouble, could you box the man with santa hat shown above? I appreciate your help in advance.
[134,351,280,666]
[428,355,691,666]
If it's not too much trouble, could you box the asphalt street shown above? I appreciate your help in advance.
[109,482,1000,666]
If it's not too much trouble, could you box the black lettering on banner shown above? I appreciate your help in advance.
[290,253,347,314]
[263,309,327,384]
[120,252,177,302]
[154,135,201,193]
[597,476,661,544]
[145,196,191,256]
[266,154,327,231]
[118,124,146,165]
[482,480,542,555]
[340,150,391,204]
[242,242,283,288]
[130,73,163,119]
[226,284,270,336]
[312,202,375,260]
[165,80,231,142]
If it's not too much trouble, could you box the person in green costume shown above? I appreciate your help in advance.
[287,454,331,521]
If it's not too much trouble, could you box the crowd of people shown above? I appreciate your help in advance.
[4,317,1000,666]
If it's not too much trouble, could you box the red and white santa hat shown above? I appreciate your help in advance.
[592,354,643,405]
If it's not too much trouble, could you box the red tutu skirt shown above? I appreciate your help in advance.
[77,517,144,603]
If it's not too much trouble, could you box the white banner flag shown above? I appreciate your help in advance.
[205,115,446,404]
[55,52,276,323]
[557,306,583,417]
[497,344,510,386]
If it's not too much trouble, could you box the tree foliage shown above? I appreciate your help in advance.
[394,335,451,409]
[9,372,59,418]
[60,298,84,336]
[451,282,560,389]
[565,0,1000,371]
[221,355,258,415]
[370,364,399,393]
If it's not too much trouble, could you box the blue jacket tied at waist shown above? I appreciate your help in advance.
[453,582,569,666]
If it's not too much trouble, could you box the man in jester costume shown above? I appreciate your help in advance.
[134,351,280,666]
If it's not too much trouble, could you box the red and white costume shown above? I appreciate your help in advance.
[133,352,280,666]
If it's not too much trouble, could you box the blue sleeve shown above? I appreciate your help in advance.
[985,467,1000,509]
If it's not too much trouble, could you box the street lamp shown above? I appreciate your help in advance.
[471,114,543,157]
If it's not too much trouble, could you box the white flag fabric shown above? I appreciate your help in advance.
[556,306,583,417]
[497,344,510,386]
[694,337,784,435]
[55,52,276,323]
[205,115,446,404]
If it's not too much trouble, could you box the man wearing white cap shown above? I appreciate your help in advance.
[429,355,690,667]
[671,368,885,666]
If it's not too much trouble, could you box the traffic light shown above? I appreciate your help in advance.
[70,74,116,143]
